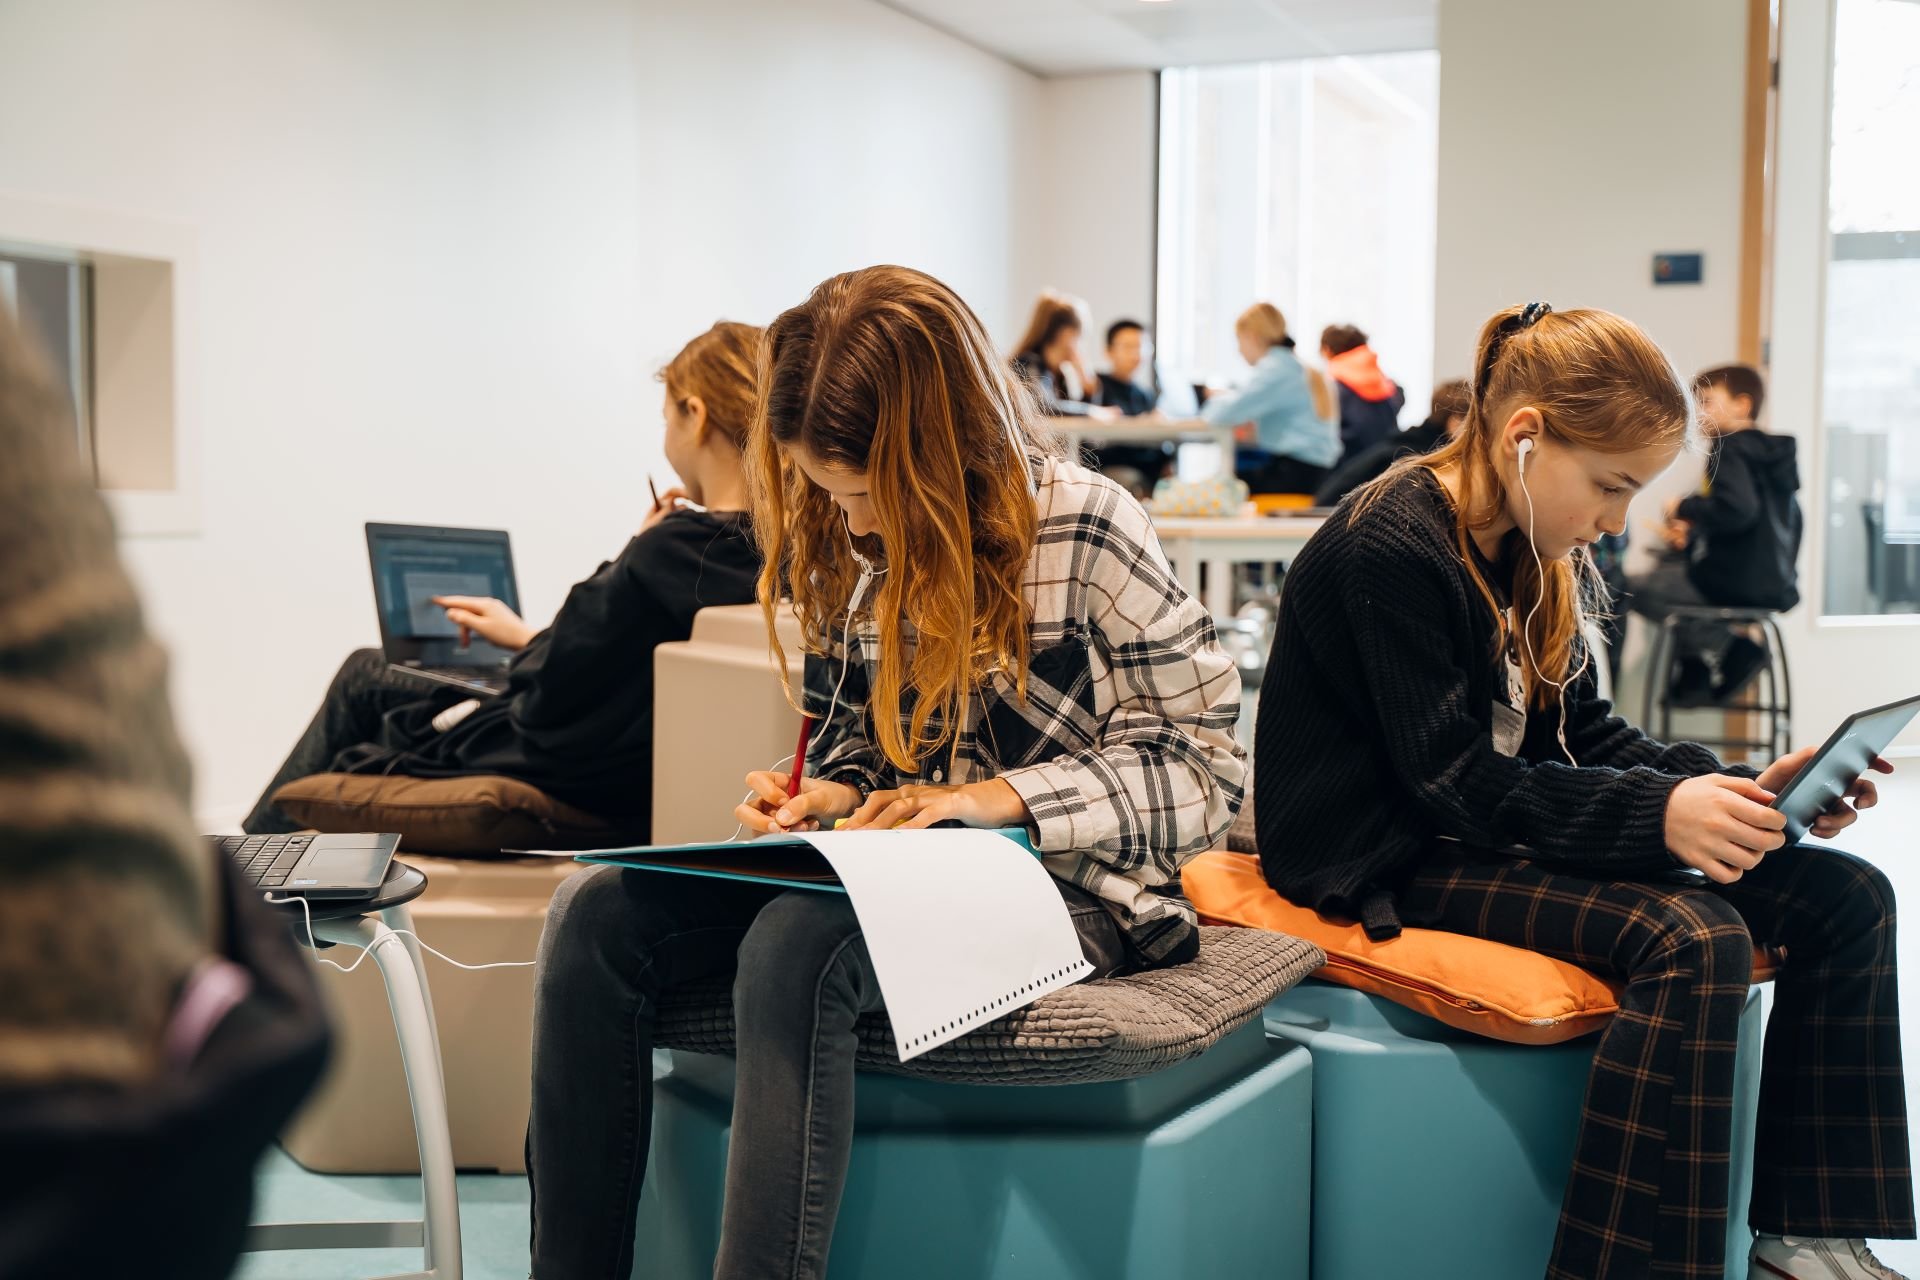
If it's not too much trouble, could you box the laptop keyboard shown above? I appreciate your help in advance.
[212,833,314,888]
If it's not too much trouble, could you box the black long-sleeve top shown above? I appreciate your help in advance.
[1253,468,1742,938]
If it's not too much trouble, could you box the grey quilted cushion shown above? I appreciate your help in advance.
[654,925,1324,1085]
[1227,766,1259,855]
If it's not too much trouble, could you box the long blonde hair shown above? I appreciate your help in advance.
[1363,304,1693,709]
[746,266,1046,773]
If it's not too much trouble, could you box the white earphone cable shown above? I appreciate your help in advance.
[266,891,535,973]
[725,511,879,840]
[1514,440,1587,766]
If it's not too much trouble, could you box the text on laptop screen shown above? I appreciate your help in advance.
[370,532,519,651]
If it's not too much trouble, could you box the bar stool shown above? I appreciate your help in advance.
[1641,606,1792,760]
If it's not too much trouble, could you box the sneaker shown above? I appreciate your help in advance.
[1751,1234,1909,1279]
[1712,634,1770,703]
[1668,652,1717,707]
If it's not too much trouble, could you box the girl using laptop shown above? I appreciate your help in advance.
[242,321,764,839]
[1253,303,1911,1280]
[528,265,1245,1279]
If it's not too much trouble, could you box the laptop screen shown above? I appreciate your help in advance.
[366,524,521,667]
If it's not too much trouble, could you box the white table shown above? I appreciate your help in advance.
[1044,415,1238,481]
[1153,514,1327,619]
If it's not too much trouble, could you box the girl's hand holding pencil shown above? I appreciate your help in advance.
[736,772,864,835]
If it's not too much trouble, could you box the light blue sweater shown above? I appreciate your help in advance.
[1200,348,1340,469]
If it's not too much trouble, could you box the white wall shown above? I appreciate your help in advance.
[635,0,1040,368]
[1433,0,1750,548]
[0,0,1039,821]
[1012,72,1159,362]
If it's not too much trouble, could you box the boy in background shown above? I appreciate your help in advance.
[1320,323,1406,465]
[1627,363,1802,702]
[1091,318,1171,493]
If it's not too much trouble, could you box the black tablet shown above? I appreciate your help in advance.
[1770,694,1920,842]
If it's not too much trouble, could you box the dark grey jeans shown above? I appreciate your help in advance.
[242,648,447,834]
[526,864,1126,1279]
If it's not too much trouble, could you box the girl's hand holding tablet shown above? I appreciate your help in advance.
[1754,743,1891,840]
[1663,774,1788,883]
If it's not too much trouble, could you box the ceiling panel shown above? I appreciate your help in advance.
[879,0,1437,76]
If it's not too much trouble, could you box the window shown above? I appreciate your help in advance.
[0,197,196,534]
[1819,0,1920,616]
[0,244,92,467]
[1156,53,1439,425]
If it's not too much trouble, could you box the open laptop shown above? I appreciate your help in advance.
[210,832,401,900]
[366,522,521,695]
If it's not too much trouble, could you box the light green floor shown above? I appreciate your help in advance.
[234,1147,529,1280]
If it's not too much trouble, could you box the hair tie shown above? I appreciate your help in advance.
[1477,301,1555,398]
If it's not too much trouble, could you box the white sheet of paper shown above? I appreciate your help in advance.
[796,829,1094,1061]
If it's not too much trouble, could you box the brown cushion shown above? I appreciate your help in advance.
[653,925,1326,1085]
[272,773,631,854]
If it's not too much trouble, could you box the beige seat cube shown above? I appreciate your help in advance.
[280,604,803,1173]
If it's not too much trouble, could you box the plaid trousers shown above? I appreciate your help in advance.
[1400,843,1914,1280]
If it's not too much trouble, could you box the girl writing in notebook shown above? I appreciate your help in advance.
[1253,303,1911,1280]
[527,265,1244,1280]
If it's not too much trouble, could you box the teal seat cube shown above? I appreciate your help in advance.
[1265,980,1765,1280]
[633,1022,1313,1279]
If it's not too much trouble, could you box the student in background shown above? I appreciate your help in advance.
[1090,317,1172,494]
[243,321,765,837]
[1627,363,1802,703]
[1095,318,1157,416]
[1313,377,1469,507]
[1205,301,1340,496]
[1320,323,1406,464]
[1011,290,1114,420]
[528,265,1245,1280]
[1256,303,1909,1280]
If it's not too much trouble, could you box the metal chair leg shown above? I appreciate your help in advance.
[1642,617,1670,734]
[247,913,464,1280]
[1656,620,1677,744]
[1764,615,1793,753]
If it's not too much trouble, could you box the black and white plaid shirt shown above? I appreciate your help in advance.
[803,456,1247,965]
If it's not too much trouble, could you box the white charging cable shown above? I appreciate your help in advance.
[267,891,536,973]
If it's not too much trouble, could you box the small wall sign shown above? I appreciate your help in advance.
[1653,252,1704,285]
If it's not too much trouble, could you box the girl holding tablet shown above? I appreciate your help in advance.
[1254,303,1910,1280]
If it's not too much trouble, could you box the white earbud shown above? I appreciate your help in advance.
[1516,436,1534,472]
[843,508,884,611]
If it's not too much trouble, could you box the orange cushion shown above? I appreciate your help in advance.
[1251,493,1316,514]
[1184,850,1779,1045]
[272,772,631,855]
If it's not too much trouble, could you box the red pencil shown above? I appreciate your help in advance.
[788,714,815,803]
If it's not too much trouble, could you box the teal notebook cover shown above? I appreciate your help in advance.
[576,827,1039,894]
